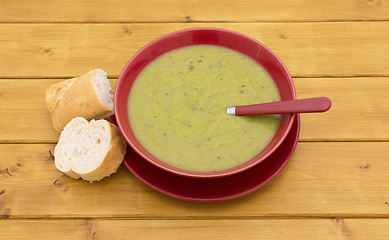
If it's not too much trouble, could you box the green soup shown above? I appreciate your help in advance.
[128,45,280,172]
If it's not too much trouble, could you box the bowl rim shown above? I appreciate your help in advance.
[115,27,296,178]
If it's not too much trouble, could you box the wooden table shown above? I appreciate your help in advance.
[1,1,389,239]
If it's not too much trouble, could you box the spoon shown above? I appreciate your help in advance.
[226,97,331,116]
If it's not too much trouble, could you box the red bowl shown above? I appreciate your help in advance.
[115,28,296,178]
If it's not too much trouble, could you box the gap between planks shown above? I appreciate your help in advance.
[1,19,389,24]
[1,139,389,144]
[2,74,389,79]
[2,216,389,221]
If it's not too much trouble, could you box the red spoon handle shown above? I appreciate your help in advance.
[233,97,332,116]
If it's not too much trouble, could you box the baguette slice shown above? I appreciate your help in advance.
[54,117,127,182]
[46,69,114,132]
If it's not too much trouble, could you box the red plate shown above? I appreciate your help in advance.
[114,114,300,202]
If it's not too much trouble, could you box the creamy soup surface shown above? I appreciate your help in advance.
[128,45,280,172]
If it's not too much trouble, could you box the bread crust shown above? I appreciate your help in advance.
[47,70,113,132]
[78,123,127,181]
[45,77,77,112]
[60,169,80,180]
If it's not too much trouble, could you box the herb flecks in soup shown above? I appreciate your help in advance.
[128,45,280,172]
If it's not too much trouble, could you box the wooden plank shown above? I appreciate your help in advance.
[0,79,58,143]
[0,22,388,78]
[3,219,389,240]
[295,77,389,141]
[1,142,388,218]
[0,0,388,22]
[1,77,388,143]
[0,219,86,239]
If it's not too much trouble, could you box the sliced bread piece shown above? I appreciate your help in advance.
[54,117,127,182]
[46,69,114,132]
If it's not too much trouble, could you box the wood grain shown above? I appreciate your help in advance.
[2,218,389,240]
[1,142,388,218]
[0,22,388,78]
[0,0,387,22]
[1,77,388,143]
[0,79,57,142]
[295,77,389,141]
